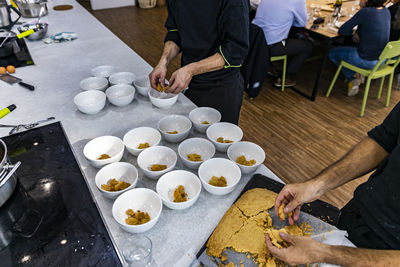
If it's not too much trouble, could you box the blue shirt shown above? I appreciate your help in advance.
[339,7,390,60]
[252,0,308,45]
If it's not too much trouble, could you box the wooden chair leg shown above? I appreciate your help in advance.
[281,57,287,92]
[360,77,372,117]
[386,72,394,107]
[377,77,385,99]
[326,65,342,97]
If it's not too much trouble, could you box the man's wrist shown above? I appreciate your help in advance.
[313,243,332,263]
[158,57,169,68]
[184,63,196,77]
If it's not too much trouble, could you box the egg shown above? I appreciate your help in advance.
[0,67,6,75]
[6,65,15,74]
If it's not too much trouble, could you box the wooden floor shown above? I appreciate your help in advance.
[79,2,400,209]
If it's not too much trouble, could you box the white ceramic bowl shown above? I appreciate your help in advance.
[123,127,162,156]
[109,72,136,85]
[156,170,201,210]
[106,84,135,107]
[134,75,151,97]
[198,158,241,195]
[189,107,222,133]
[95,162,139,199]
[148,88,179,109]
[227,141,266,174]
[178,138,215,169]
[158,115,192,143]
[80,77,109,91]
[91,65,117,78]
[112,188,162,233]
[206,122,243,152]
[137,146,177,179]
[74,90,106,115]
[83,136,125,168]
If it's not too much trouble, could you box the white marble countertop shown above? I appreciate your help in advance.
[0,1,285,266]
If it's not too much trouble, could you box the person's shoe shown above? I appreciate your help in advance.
[347,78,361,96]
[359,75,366,84]
[274,77,296,88]
[268,68,279,78]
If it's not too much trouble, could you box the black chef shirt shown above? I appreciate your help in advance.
[353,101,400,249]
[164,0,249,84]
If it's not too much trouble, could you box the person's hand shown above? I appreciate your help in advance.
[266,232,327,266]
[166,66,193,94]
[275,181,321,225]
[149,62,167,89]
[352,32,360,44]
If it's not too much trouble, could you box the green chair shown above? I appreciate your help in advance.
[271,55,287,92]
[326,40,400,117]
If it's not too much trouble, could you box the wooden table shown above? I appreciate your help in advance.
[298,0,359,100]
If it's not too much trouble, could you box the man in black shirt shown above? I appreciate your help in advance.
[149,0,249,124]
[267,102,400,266]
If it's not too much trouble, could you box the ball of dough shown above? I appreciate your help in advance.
[0,67,6,75]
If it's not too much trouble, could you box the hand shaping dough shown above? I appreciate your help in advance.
[206,188,312,267]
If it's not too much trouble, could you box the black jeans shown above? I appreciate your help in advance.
[268,38,313,77]
[185,73,244,125]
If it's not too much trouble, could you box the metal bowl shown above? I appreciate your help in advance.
[18,22,48,41]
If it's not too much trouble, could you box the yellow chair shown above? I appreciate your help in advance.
[271,55,287,92]
[326,40,400,117]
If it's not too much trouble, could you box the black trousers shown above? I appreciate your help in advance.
[185,73,244,125]
[268,38,313,76]
[337,200,392,249]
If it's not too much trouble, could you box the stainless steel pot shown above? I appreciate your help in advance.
[0,139,20,208]
[0,2,21,30]
[15,0,47,18]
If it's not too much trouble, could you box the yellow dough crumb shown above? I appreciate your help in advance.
[278,203,293,221]
[156,83,169,92]
[125,209,151,225]
[167,130,179,134]
[101,178,130,192]
[209,176,227,187]
[236,155,256,166]
[137,142,150,149]
[187,153,202,162]
[150,164,167,171]
[217,137,233,143]
[97,153,111,160]
[173,185,188,202]
[201,121,209,124]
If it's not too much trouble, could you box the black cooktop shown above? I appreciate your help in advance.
[0,122,122,266]
[0,37,34,68]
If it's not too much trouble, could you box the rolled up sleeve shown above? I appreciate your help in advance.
[368,102,400,153]
[217,0,250,68]
[164,0,181,48]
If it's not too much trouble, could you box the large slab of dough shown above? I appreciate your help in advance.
[206,188,310,267]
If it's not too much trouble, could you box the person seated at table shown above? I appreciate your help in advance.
[385,0,400,40]
[329,0,390,96]
[252,0,313,88]
[266,101,400,266]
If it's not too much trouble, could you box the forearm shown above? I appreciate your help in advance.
[158,41,180,67]
[309,137,388,196]
[184,53,225,76]
[321,245,400,267]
